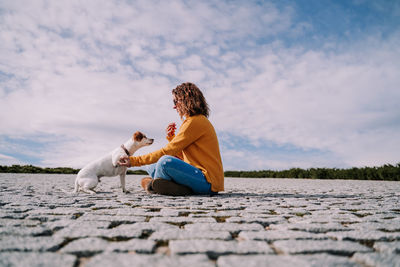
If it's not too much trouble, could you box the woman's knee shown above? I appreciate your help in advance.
[156,155,175,171]
[157,155,174,164]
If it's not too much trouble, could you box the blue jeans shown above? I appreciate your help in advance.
[145,155,213,195]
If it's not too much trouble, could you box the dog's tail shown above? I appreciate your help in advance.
[73,178,79,193]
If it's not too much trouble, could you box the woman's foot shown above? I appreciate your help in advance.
[141,177,154,193]
[152,178,193,196]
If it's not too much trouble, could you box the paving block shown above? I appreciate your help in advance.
[327,230,400,242]
[184,223,264,233]
[217,254,359,267]
[107,239,156,253]
[149,217,216,224]
[86,253,214,267]
[270,222,353,233]
[0,252,77,267]
[225,216,286,226]
[273,239,372,255]
[217,255,302,267]
[0,236,65,252]
[59,237,108,256]
[149,229,232,241]
[77,213,147,223]
[55,222,143,239]
[239,230,328,241]
[170,240,273,256]
[0,225,53,237]
[373,241,400,254]
[352,252,400,267]
[0,218,41,227]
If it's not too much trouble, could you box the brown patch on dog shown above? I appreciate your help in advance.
[133,131,144,142]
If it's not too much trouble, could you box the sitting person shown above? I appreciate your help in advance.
[118,82,224,196]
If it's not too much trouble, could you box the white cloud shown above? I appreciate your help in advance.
[211,35,400,168]
[0,154,23,166]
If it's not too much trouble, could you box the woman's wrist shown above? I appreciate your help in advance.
[129,156,136,167]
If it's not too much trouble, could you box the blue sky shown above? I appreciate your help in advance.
[0,0,399,170]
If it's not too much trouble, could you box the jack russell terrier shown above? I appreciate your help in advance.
[74,131,153,194]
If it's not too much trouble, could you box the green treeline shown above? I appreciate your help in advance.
[1,163,400,181]
[0,165,147,175]
[224,163,400,181]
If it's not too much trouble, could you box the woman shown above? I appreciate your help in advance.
[118,82,224,196]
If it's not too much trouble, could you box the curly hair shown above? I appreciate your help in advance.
[172,82,210,118]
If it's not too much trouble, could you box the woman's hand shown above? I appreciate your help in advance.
[166,122,176,138]
[118,156,131,167]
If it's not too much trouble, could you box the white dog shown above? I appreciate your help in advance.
[74,131,153,194]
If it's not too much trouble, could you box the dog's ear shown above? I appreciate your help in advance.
[133,131,144,142]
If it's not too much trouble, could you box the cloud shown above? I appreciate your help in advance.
[0,154,24,166]
[211,35,400,167]
[0,0,399,169]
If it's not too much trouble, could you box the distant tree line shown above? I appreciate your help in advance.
[1,163,399,181]
[224,163,400,181]
[0,165,147,175]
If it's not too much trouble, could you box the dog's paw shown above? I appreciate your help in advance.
[122,190,130,194]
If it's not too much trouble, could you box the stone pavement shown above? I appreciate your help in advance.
[0,173,399,267]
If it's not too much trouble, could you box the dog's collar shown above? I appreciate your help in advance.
[121,145,130,156]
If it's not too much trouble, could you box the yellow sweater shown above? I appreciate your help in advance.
[129,115,224,192]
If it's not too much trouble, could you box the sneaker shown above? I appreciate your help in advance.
[141,177,154,193]
[152,178,193,196]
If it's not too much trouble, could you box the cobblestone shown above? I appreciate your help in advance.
[0,173,399,266]
[272,239,372,255]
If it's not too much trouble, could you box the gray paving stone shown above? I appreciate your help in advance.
[225,216,286,226]
[90,207,150,216]
[27,214,77,223]
[55,223,144,239]
[327,230,400,242]
[170,240,273,256]
[379,222,400,232]
[77,213,147,223]
[159,208,182,216]
[217,254,360,267]
[26,207,89,216]
[188,210,241,217]
[149,216,216,224]
[294,254,361,267]
[149,229,232,241]
[0,218,42,227]
[273,239,372,255]
[0,225,53,237]
[184,223,264,233]
[373,241,400,254]
[0,252,77,267]
[288,212,363,224]
[59,237,108,256]
[0,236,65,252]
[107,238,156,253]
[239,230,328,241]
[86,253,213,267]
[59,237,156,256]
[270,222,353,233]
[0,211,29,220]
[217,255,302,267]
[124,222,179,232]
[352,252,400,267]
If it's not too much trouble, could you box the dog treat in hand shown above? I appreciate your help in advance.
[167,122,176,138]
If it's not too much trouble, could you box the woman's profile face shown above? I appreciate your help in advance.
[173,94,185,118]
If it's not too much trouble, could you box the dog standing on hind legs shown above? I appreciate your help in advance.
[74,131,153,194]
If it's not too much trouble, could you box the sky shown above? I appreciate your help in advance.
[0,0,399,171]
